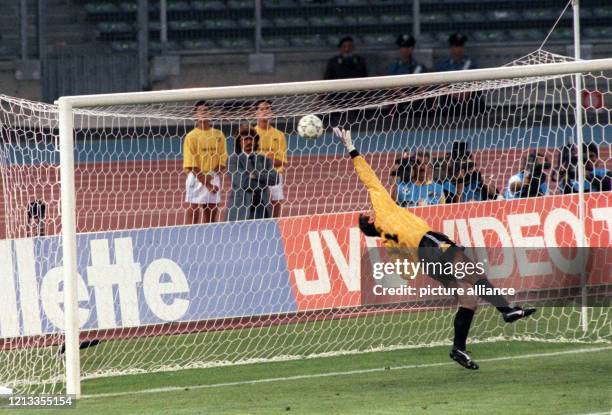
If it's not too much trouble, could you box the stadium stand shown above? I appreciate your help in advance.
[0,0,608,59]
[75,0,612,54]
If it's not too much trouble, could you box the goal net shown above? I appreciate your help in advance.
[0,50,611,394]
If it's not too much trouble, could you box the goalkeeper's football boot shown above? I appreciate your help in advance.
[450,348,479,370]
[503,307,537,323]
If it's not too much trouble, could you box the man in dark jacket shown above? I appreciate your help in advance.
[226,124,279,221]
[323,36,368,80]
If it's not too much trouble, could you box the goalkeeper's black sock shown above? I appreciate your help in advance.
[453,307,474,351]
[474,279,512,313]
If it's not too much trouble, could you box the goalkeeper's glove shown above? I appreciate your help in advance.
[332,127,355,152]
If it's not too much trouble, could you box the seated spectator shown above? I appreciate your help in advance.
[505,151,551,199]
[387,34,426,75]
[390,149,446,206]
[559,142,611,193]
[435,33,478,72]
[226,124,279,221]
[438,141,500,202]
[324,36,368,80]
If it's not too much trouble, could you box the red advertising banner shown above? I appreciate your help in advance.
[279,193,612,311]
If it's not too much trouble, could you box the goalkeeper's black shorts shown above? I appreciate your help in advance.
[418,231,465,284]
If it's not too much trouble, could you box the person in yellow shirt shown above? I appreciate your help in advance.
[255,99,288,217]
[333,127,535,370]
[183,101,228,224]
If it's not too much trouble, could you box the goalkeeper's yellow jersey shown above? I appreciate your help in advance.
[352,154,431,248]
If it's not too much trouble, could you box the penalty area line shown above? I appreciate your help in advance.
[82,345,612,400]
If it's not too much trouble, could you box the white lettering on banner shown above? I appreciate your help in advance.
[143,259,189,321]
[293,231,332,296]
[86,238,142,329]
[294,228,362,295]
[543,209,582,274]
[321,228,361,292]
[0,240,19,337]
[15,239,42,336]
[469,217,514,279]
[592,207,612,233]
[507,213,552,277]
[0,235,191,338]
[40,267,90,330]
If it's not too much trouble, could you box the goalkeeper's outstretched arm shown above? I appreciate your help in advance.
[332,128,396,207]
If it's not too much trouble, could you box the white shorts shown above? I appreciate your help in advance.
[269,174,285,201]
[185,172,221,205]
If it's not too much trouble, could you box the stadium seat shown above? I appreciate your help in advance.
[308,15,343,26]
[97,22,133,33]
[118,2,138,12]
[522,9,558,20]
[486,10,521,22]
[167,1,192,11]
[449,11,486,23]
[169,20,202,30]
[334,0,370,5]
[472,30,506,43]
[228,0,253,8]
[273,17,308,28]
[84,3,120,13]
[584,27,612,39]
[508,28,546,42]
[263,0,296,8]
[218,38,253,49]
[379,14,411,25]
[203,19,236,29]
[261,37,291,48]
[363,33,396,47]
[420,12,450,24]
[110,41,138,51]
[192,0,227,11]
[181,39,217,50]
[343,15,380,26]
[592,7,612,18]
[299,0,333,5]
[238,18,272,28]
[290,35,326,48]
[547,27,572,41]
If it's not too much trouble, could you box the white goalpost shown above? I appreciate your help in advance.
[0,54,610,397]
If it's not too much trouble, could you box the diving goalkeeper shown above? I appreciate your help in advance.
[333,128,536,370]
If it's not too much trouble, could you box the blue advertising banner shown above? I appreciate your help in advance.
[0,220,296,338]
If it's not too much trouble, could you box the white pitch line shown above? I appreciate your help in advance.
[82,345,612,400]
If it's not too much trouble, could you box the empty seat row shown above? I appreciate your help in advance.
[108,25,607,53]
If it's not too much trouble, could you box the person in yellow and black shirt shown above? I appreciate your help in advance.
[333,127,536,370]
[255,99,288,217]
[183,100,228,224]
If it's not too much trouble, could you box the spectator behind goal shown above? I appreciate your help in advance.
[558,142,611,194]
[323,36,368,80]
[390,149,446,207]
[505,151,551,199]
[226,124,279,221]
[182,100,228,224]
[438,141,501,203]
[386,34,426,75]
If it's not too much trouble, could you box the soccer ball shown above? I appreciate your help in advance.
[297,114,324,139]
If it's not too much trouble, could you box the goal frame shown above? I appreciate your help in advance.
[56,57,612,396]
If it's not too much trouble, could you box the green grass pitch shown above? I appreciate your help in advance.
[5,306,612,414]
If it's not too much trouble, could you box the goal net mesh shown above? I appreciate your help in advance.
[0,50,610,393]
